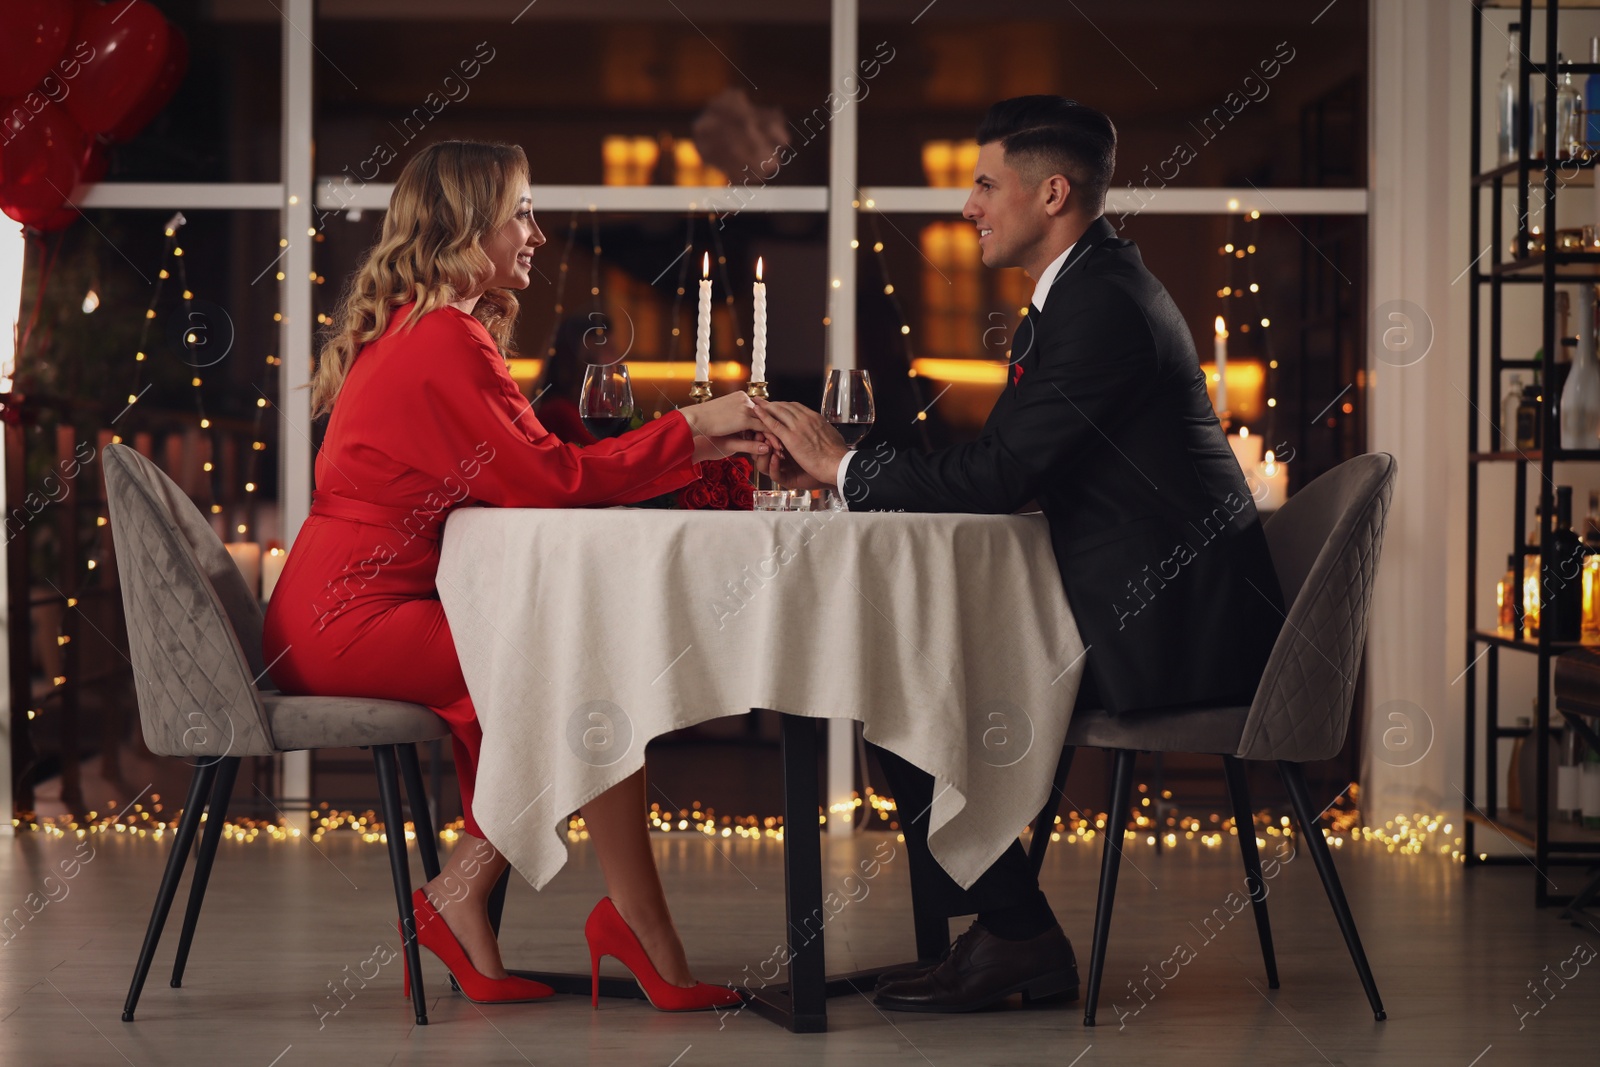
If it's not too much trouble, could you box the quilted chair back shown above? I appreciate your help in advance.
[102,444,276,759]
[1234,453,1397,763]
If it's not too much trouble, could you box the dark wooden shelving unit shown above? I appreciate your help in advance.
[1466,0,1600,907]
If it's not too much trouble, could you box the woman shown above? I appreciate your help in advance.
[262,141,758,1012]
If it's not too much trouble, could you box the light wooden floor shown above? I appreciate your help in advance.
[1,826,1596,1066]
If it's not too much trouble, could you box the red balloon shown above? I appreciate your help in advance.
[104,24,186,144]
[0,0,74,98]
[0,100,86,227]
[63,0,169,136]
[28,136,109,230]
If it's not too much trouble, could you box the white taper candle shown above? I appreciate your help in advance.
[752,257,767,383]
[695,252,712,382]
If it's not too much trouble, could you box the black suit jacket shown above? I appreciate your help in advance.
[842,215,1285,716]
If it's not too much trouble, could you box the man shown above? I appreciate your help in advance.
[752,95,1286,1013]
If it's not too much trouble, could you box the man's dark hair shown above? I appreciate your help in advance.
[976,96,1117,214]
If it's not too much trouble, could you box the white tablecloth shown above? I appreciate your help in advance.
[436,507,1085,891]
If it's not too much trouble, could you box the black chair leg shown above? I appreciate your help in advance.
[1279,761,1386,1021]
[398,744,441,882]
[1083,748,1136,1027]
[1027,746,1076,878]
[170,756,241,988]
[374,745,428,1025]
[1222,756,1279,989]
[122,761,217,1021]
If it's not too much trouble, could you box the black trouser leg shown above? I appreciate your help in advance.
[170,756,240,988]
[122,761,216,1021]
[398,744,441,883]
[375,745,428,1025]
[875,744,1043,920]
[1083,748,1136,1027]
[1279,761,1386,1021]
[1222,756,1278,989]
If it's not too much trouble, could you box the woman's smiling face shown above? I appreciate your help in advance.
[480,187,546,290]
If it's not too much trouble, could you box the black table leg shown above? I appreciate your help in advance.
[743,712,829,1032]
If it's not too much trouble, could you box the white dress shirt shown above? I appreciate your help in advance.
[834,239,1080,501]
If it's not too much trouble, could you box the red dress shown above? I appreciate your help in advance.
[262,302,700,838]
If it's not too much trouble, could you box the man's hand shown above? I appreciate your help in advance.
[751,399,850,487]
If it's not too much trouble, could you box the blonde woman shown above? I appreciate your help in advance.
[263,141,754,1012]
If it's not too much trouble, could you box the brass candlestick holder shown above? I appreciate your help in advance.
[688,379,713,403]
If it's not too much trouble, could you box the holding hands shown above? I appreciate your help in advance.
[679,391,773,465]
[750,398,849,489]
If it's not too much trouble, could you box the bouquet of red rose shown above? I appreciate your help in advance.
[678,455,755,510]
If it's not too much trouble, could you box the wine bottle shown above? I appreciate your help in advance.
[1499,23,1525,163]
[1560,286,1600,449]
[1545,486,1586,641]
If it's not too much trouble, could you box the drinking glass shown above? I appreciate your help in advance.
[579,363,635,439]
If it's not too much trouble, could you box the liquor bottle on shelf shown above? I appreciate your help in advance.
[1499,23,1527,163]
[1584,491,1600,639]
[1500,552,1519,634]
[1558,55,1584,159]
[1545,486,1586,642]
[1503,372,1526,450]
[1559,725,1583,822]
[1515,357,1542,450]
[1525,507,1544,636]
[1561,287,1600,448]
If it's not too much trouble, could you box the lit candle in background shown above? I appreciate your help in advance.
[1228,426,1264,477]
[1254,449,1289,511]
[225,542,262,599]
[751,257,767,384]
[1213,315,1229,417]
[695,252,712,383]
[261,546,287,602]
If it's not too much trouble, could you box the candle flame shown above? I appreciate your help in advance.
[702,252,710,277]
[1263,449,1277,474]
[1239,427,1250,438]
[1214,315,1228,338]
[756,257,763,282]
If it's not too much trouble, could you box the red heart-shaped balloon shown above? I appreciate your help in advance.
[25,137,108,231]
[0,100,86,227]
[63,0,169,135]
[104,23,186,144]
[0,0,74,98]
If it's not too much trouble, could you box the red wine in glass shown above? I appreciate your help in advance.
[833,422,873,446]
[581,415,633,439]
[823,369,875,447]
[580,363,635,441]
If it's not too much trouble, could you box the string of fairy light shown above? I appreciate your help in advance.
[11,785,1470,863]
[862,212,936,450]
[111,212,281,544]
[1216,206,1281,435]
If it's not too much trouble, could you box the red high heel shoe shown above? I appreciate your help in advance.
[585,897,742,1012]
[401,888,554,1004]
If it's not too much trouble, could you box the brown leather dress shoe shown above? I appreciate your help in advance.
[873,922,1079,1013]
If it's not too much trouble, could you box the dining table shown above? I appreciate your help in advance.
[436,504,1087,1031]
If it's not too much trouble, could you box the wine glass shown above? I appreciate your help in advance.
[579,363,636,439]
[822,369,875,446]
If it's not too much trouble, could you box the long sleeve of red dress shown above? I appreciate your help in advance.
[262,301,701,839]
[317,302,699,511]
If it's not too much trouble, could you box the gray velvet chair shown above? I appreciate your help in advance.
[1025,451,1396,1026]
[102,443,450,1026]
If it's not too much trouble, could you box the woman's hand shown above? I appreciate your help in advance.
[679,391,763,438]
[693,433,771,465]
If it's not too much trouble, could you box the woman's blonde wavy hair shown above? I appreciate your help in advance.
[310,140,529,419]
